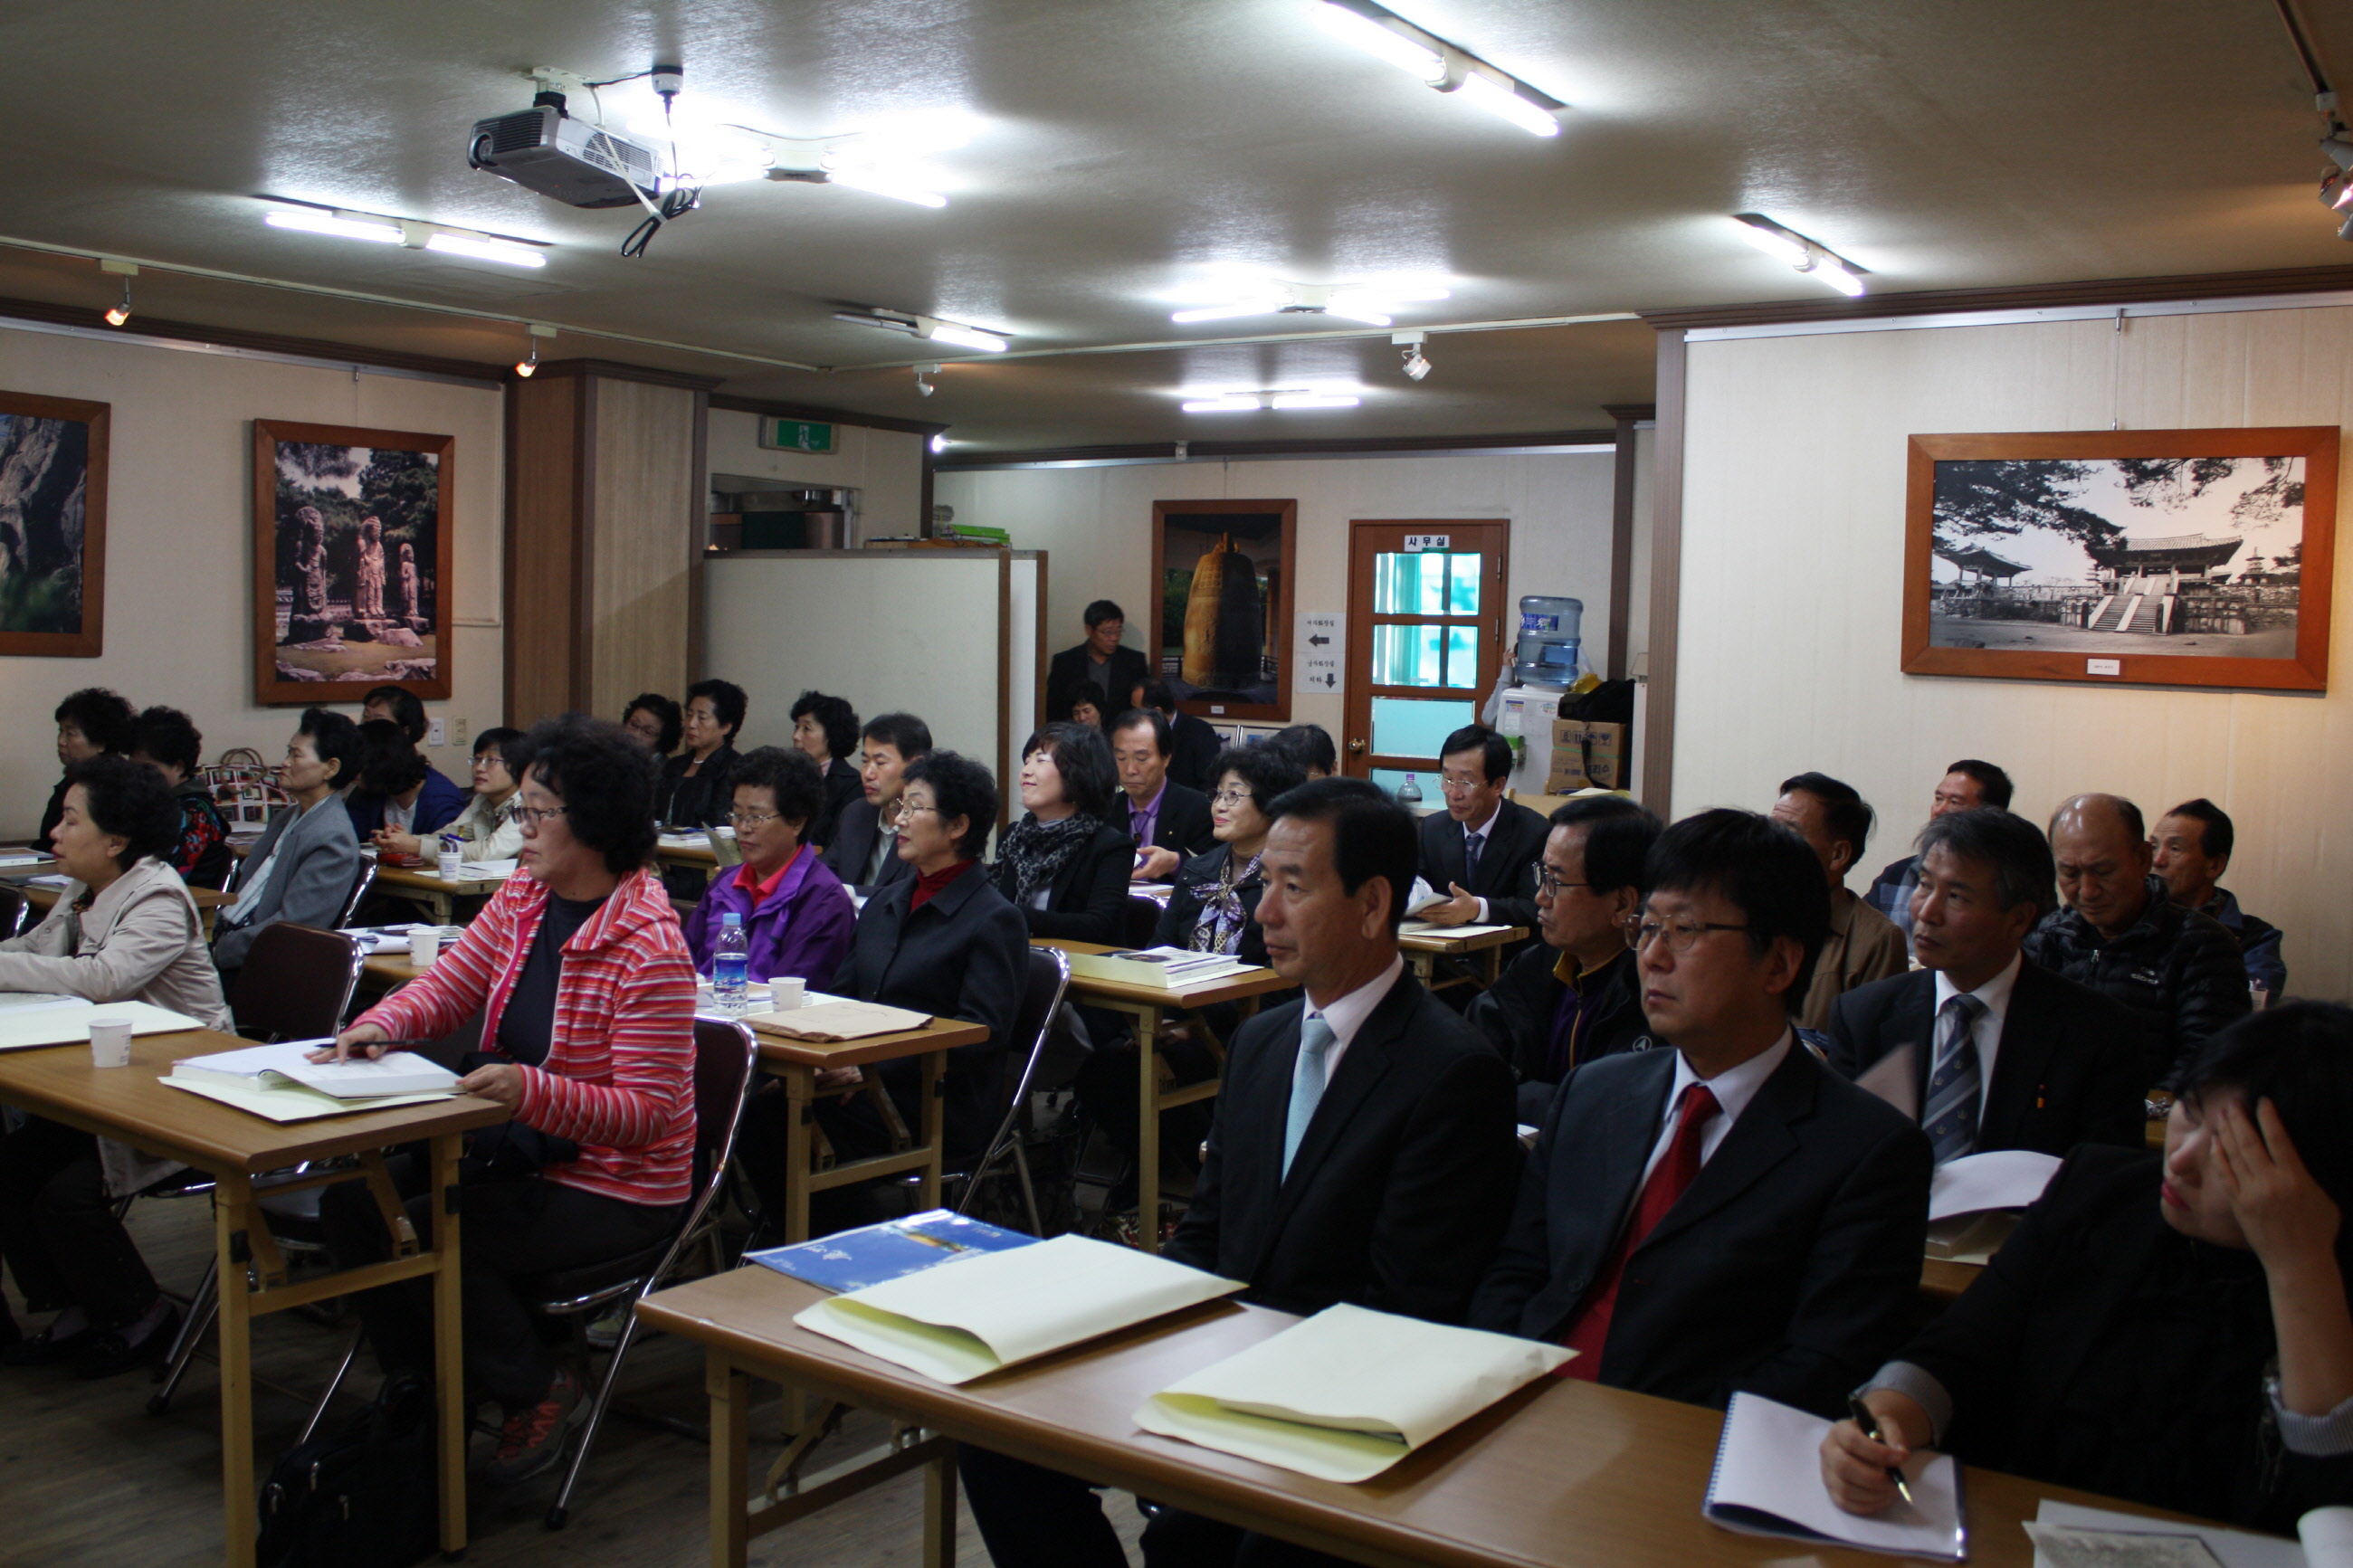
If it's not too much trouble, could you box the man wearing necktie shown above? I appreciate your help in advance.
[1472,808,1933,1419]
[960,777,1519,1568]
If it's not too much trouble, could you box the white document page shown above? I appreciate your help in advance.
[0,999,204,1052]
[2033,1502,2307,1568]
[1931,1150,2064,1221]
[1705,1392,1966,1561]
[172,1040,460,1098]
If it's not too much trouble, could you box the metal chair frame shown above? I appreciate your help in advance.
[0,884,29,940]
[336,850,380,930]
[949,946,1073,1234]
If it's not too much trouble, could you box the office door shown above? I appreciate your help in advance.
[1342,520,1510,791]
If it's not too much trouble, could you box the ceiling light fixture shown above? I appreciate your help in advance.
[1730,213,1870,297]
[424,233,548,269]
[835,309,1010,354]
[1167,275,1451,328]
[265,208,404,244]
[1181,385,1363,413]
[263,201,550,269]
[929,433,949,453]
[1394,329,1431,380]
[913,363,943,396]
[100,259,136,326]
[515,322,557,377]
[1309,0,1565,138]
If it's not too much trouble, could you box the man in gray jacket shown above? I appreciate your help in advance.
[212,708,363,977]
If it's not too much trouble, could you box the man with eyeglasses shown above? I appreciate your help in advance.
[1472,808,1932,1418]
[1110,708,1215,881]
[1414,725,1548,937]
[1465,795,1662,1121]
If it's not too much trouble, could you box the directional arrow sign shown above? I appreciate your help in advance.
[1294,611,1343,696]
[1309,634,1330,647]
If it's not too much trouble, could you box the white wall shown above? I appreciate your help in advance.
[1670,303,2353,997]
[705,407,927,538]
[0,325,506,840]
[934,450,1619,740]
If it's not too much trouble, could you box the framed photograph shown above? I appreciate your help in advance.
[1903,427,2339,692]
[252,419,453,703]
[1150,498,1298,722]
[0,390,109,658]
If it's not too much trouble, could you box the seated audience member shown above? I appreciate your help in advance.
[654,678,747,829]
[1415,725,1547,932]
[1129,677,1222,793]
[1044,671,1106,731]
[1465,796,1662,1122]
[963,778,1519,1566]
[360,684,428,746]
[621,692,683,758]
[683,746,855,986]
[2024,793,2250,1080]
[377,727,526,862]
[1823,1003,2353,1535]
[127,705,233,890]
[787,689,863,848]
[1828,807,2146,1160]
[0,755,233,1369]
[2152,797,2285,998]
[1866,759,2014,954]
[991,722,1132,946]
[1045,598,1148,722]
[1771,772,1909,1030]
[346,718,466,850]
[1266,722,1337,779]
[1110,708,1215,881]
[36,687,135,846]
[1471,809,1933,1416]
[212,709,362,978]
[1072,742,1309,1227]
[822,712,930,898]
[317,715,694,1486]
[737,752,1026,1231]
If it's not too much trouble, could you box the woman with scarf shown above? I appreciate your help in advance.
[989,722,1130,946]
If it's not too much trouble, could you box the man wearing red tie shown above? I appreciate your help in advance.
[1471,808,1933,1418]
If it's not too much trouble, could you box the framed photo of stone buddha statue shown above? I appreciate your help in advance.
[1902,427,2339,692]
[1149,498,1298,723]
[252,419,454,704]
[0,389,110,659]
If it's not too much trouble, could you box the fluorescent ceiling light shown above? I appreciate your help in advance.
[1171,299,1288,324]
[1731,215,1811,265]
[1310,1,1446,83]
[1271,393,1361,409]
[824,163,949,207]
[1321,304,1394,327]
[424,233,547,269]
[1183,396,1262,413]
[1729,213,1870,296]
[265,208,402,244]
[1451,71,1562,138]
[928,321,1009,353]
[1810,257,1867,297]
[835,309,1009,353]
[1168,276,1451,327]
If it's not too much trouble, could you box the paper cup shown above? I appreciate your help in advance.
[411,927,441,969]
[437,846,462,880]
[90,1017,134,1069]
[770,977,805,1010]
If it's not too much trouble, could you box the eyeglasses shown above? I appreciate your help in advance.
[1210,788,1253,807]
[729,809,782,827]
[514,804,568,827]
[1536,868,1594,898]
[1438,774,1485,794]
[1624,916,1750,954]
[900,803,941,818]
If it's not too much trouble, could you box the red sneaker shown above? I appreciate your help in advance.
[478,1368,586,1486]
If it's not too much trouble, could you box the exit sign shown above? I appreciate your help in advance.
[759,418,835,453]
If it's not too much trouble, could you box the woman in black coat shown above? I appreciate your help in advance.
[1823,1003,2353,1535]
[990,722,1131,946]
[654,679,745,829]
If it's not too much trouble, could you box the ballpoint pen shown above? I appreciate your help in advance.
[1848,1395,1915,1506]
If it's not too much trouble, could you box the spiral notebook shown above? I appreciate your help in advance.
[1703,1392,1967,1562]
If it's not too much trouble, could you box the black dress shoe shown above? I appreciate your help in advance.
[71,1307,178,1381]
[2,1319,93,1367]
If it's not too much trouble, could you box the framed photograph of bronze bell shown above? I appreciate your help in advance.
[1150,498,1299,722]
[1901,426,2339,693]
[252,418,454,704]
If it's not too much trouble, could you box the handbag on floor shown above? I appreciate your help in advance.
[256,1370,439,1568]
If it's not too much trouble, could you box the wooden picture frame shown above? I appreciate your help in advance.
[1902,427,2339,692]
[0,390,110,658]
[1148,498,1299,723]
[253,419,454,704]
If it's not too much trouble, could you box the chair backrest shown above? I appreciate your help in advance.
[0,885,27,941]
[1000,946,1072,1126]
[337,850,379,929]
[1121,895,1163,950]
[230,923,364,1041]
[691,1016,759,1174]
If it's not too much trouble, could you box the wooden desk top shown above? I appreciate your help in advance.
[1920,1258,1984,1302]
[1397,923,1529,955]
[7,870,233,913]
[641,1268,2180,1568]
[744,1013,990,1069]
[0,1029,505,1176]
[1033,938,1292,1010]
[655,837,722,866]
[371,863,508,895]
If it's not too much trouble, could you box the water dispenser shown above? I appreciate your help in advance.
[1512,596,1584,687]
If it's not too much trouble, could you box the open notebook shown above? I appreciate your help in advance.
[1704,1392,1967,1561]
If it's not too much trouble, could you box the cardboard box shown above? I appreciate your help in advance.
[1547,720,1628,793]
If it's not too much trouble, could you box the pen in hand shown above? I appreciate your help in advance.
[1847,1395,1914,1506]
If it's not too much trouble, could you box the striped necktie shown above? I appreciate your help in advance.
[1923,993,1987,1164]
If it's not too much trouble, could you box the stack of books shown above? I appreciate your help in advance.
[1064,946,1253,990]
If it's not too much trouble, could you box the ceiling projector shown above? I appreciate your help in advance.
[467,93,661,209]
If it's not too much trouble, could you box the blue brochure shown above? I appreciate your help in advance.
[747,1209,1039,1293]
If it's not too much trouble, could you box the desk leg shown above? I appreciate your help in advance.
[1405,950,1434,983]
[922,1440,958,1568]
[428,1133,469,1554]
[783,1064,814,1243]
[918,1049,944,1212]
[1134,1006,1161,1254]
[215,1176,258,1568]
[709,1353,750,1568]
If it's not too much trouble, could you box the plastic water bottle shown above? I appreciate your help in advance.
[714,913,749,1016]
[1397,773,1424,804]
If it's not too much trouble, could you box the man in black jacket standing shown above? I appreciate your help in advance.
[1466,794,1661,1121]
[2024,793,2250,1082]
[958,777,1520,1567]
[1046,598,1148,723]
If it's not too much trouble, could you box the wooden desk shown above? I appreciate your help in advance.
[1397,922,1528,993]
[1036,939,1291,1252]
[367,862,505,926]
[0,1029,504,1567]
[657,836,728,884]
[1920,1257,1983,1303]
[642,1267,2191,1568]
[10,872,233,937]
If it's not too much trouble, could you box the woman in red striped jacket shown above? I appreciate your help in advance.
[318,715,696,1486]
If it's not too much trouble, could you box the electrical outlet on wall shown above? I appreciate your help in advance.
[427,717,446,747]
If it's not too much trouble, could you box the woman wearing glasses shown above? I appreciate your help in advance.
[683,746,856,989]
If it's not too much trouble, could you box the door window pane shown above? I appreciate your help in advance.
[1446,554,1482,615]
[1371,696,1475,758]
[1374,553,1443,615]
[1372,767,1443,806]
[1446,626,1481,687]
[1372,622,1444,687]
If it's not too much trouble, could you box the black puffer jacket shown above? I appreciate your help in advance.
[2022,875,2251,1082]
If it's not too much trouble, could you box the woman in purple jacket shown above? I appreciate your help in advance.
[685,746,857,988]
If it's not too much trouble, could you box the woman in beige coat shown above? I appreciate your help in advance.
[0,755,232,1376]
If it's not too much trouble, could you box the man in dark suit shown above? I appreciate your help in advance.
[1111,708,1215,881]
[1415,724,1548,933]
[1829,806,2147,1160]
[960,777,1521,1568]
[819,711,929,898]
[1045,598,1148,725]
[1129,677,1224,793]
[1472,808,1932,1418]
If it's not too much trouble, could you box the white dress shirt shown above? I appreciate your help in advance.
[1643,1031,1796,1183]
[1931,949,2022,1128]
[1299,954,1405,1089]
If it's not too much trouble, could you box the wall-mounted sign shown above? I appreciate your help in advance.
[1294,611,1342,693]
[760,418,835,453]
[1402,534,1450,552]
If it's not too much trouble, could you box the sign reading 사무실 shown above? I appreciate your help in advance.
[760,418,835,453]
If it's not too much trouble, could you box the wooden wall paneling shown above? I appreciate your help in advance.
[586,377,698,723]
[1641,333,1686,814]
[502,374,586,725]
[687,389,709,684]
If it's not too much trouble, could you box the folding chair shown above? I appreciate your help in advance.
[949,946,1072,1234]
[336,850,380,930]
[1121,894,1163,950]
[0,885,28,940]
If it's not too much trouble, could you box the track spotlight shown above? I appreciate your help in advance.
[1730,214,1870,296]
[514,323,557,377]
[1394,329,1431,381]
[914,363,941,397]
[2325,134,2353,241]
[99,259,136,326]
